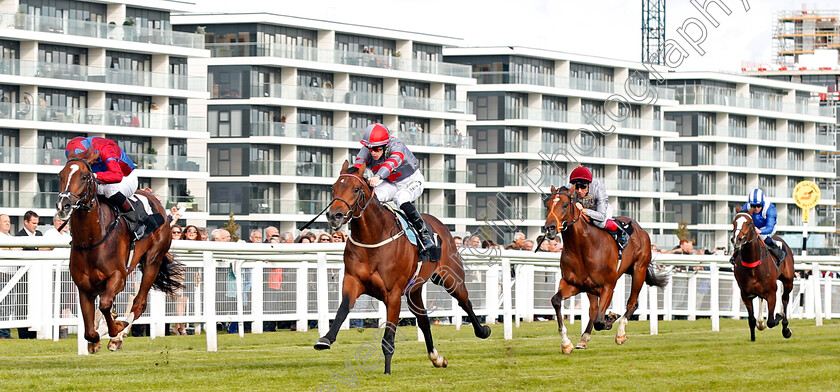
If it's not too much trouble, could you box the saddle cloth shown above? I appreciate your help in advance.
[384,204,441,261]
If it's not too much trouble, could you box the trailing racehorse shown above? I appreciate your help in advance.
[543,186,669,354]
[57,153,182,353]
[313,161,491,374]
[731,212,794,341]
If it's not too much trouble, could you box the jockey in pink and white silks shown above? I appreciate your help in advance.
[349,123,435,255]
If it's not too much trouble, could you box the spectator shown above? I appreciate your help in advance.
[552,240,563,253]
[651,243,661,256]
[167,206,182,227]
[211,228,231,242]
[198,227,208,241]
[264,234,284,332]
[279,232,294,243]
[509,232,525,250]
[453,236,463,248]
[43,213,71,242]
[668,239,695,255]
[0,214,11,339]
[16,210,44,252]
[317,233,332,243]
[469,235,481,248]
[523,239,535,251]
[295,230,316,243]
[264,226,279,243]
[181,225,201,241]
[537,235,551,252]
[332,231,346,243]
[170,225,182,240]
[481,239,496,249]
[248,229,263,243]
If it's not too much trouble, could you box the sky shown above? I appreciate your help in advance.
[194,0,839,72]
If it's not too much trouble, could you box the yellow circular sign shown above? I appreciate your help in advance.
[793,181,820,210]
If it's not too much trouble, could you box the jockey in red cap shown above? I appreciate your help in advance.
[65,136,143,240]
[568,165,629,255]
[348,123,436,260]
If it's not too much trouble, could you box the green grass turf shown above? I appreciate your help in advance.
[0,318,837,391]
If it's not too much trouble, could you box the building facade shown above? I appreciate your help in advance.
[172,13,476,236]
[0,0,209,231]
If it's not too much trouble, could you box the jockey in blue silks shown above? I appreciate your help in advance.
[732,188,786,264]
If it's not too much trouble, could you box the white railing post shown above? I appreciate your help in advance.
[234,260,244,338]
[664,278,673,321]
[296,261,308,332]
[524,264,535,323]
[150,289,166,338]
[339,266,350,330]
[486,263,499,325]
[502,258,512,340]
[687,273,698,321]
[649,285,658,335]
[825,274,833,320]
[418,284,427,342]
[710,262,720,332]
[203,251,217,352]
[316,253,329,337]
[731,279,741,319]
[28,263,43,339]
[812,262,822,326]
[638,285,648,321]
[52,261,62,341]
[579,293,589,335]
[76,292,87,355]
[252,261,264,334]
[613,275,626,316]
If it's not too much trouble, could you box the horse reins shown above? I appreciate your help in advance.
[733,214,772,269]
[59,158,122,250]
[550,192,583,232]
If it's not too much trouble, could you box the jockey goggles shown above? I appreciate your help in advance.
[369,145,385,152]
[572,181,589,189]
[749,203,762,208]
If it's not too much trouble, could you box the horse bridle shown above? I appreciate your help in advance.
[732,213,770,266]
[549,192,582,232]
[330,174,376,228]
[58,158,97,213]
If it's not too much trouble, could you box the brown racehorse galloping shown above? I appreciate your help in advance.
[314,161,491,374]
[57,152,182,353]
[543,186,669,354]
[731,212,794,341]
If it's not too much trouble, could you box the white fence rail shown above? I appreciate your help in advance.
[1,237,838,355]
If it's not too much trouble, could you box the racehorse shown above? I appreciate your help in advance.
[57,152,182,353]
[543,186,669,354]
[730,212,794,341]
[314,161,491,374]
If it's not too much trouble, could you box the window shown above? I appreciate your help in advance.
[335,34,395,57]
[169,57,187,89]
[209,145,247,176]
[469,126,503,154]
[581,99,605,124]
[107,93,149,127]
[297,147,333,177]
[399,81,430,110]
[617,198,640,220]
[298,184,331,214]
[570,63,614,91]
[349,76,383,106]
[298,109,333,139]
[758,118,777,139]
[208,65,249,99]
[20,0,105,23]
[469,92,504,120]
[468,160,504,187]
[758,147,776,168]
[398,117,429,145]
[542,129,567,148]
[542,96,567,121]
[38,44,87,77]
[113,136,150,166]
[504,127,527,153]
[788,121,804,143]
[618,135,640,160]
[349,113,382,141]
[788,149,804,170]
[618,166,640,191]
[413,43,443,63]
[697,143,714,165]
[697,172,715,194]
[728,173,746,196]
[107,51,151,86]
[505,93,527,119]
[208,183,247,215]
[126,7,170,31]
[208,106,246,137]
[759,175,776,196]
[728,144,746,166]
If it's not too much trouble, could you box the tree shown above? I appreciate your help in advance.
[672,219,694,243]
[224,212,240,242]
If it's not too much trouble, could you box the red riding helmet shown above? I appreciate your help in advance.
[361,123,391,148]
[569,166,593,183]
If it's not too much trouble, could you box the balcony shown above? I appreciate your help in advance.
[247,122,473,149]
[205,42,471,78]
[0,102,206,132]
[245,83,472,114]
[0,191,59,209]
[0,13,204,49]
[126,153,205,172]
[472,71,676,100]
[421,169,473,183]
[604,178,676,193]
[675,89,834,117]
[613,210,668,223]
[697,125,834,147]
[0,58,206,92]
[248,161,336,178]
[502,107,676,131]
[418,204,474,219]
[165,195,206,213]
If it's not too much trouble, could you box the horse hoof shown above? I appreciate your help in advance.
[88,341,101,354]
[430,355,448,368]
[783,329,792,339]
[575,340,588,350]
[757,320,767,331]
[561,343,575,354]
[108,338,123,351]
[477,325,491,339]
[314,337,332,350]
[616,334,627,345]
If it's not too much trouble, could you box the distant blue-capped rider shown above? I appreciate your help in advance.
[733,188,786,264]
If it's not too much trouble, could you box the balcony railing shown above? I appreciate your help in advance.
[247,122,474,149]
[675,88,834,117]
[501,107,676,131]
[0,58,206,92]
[421,169,473,183]
[472,71,676,100]
[697,125,834,147]
[248,161,337,178]
[126,153,205,172]
[244,83,472,114]
[0,13,204,49]
[0,191,59,209]
[165,196,206,213]
[205,42,472,78]
[0,102,206,132]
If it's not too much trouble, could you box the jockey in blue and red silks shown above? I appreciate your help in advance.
[567,166,629,256]
[65,136,143,240]
[349,123,436,256]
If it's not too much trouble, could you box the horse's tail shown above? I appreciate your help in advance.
[645,259,670,288]
[153,252,184,296]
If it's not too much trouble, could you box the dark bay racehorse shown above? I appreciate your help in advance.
[543,186,669,353]
[314,161,491,374]
[57,152,182,353]
[731,213,794,341]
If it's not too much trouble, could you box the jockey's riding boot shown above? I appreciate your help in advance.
[766,239,786,265]
[109,193,142,240]
[401,202,435,253]
[729,250,739,267]
[615,226,629,251]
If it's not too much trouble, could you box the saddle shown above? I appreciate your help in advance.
[767,236,787,267]
[387,205,441,262]
[101,194,166,243]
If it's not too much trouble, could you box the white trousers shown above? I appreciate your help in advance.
[97,170,138,198]
[374,170,425,206]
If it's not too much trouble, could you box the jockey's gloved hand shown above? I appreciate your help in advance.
[368,176,381,187]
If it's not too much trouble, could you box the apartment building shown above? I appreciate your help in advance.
[443,47,681,244]
[654,72,836,252]
[0,0,209,231]
[172,13,476,236]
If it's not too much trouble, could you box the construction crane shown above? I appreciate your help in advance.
[642,0,666,64]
